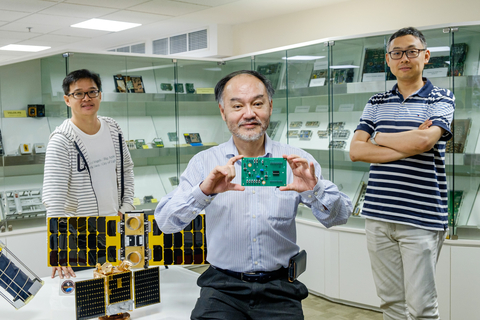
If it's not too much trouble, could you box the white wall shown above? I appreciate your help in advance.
[231,0,480,56]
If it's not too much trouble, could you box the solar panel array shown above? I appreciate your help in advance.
[47,212,207,268]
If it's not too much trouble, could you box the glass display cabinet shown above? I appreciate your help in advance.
[0,52,253,231]
[1,25,480,240]
[230,25,480,239]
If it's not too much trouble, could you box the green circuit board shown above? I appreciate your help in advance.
[241,157,287,187]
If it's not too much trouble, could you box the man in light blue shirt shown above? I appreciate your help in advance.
[155,70,352,319]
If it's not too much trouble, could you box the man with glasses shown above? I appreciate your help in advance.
[43,69,135,279]
[350,27,455,320]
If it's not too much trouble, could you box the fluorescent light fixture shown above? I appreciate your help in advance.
[428,46,450,53]
[0,44,51,52]
[282,55,325,60]
[203,68,222,71]
[329,65,359,69]
[118,65,173,73]
[71,19,141,32]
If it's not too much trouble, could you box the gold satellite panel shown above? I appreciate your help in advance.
[47,211,207,268]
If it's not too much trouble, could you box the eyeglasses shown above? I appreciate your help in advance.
[388,49,426,60]
[67,90,100,100]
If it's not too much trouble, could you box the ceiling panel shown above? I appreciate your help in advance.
[0,10,31,21]
[31,33,88,44]
[0,0,56,12]
[0,0,351,66]
[100,10,170,24]
[18,38,72,47]
[178,0,240,6]
[64,0,150,9]
[0,38,23,46]
[129,0,209,16]
[14,13,85,27]
[0,22,61,34]
[0,30,40,41]
[51,27,110,38]
[39,3,117,18]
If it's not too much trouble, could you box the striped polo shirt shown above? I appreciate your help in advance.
[356,78,455,231]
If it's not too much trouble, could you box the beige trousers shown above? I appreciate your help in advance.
[366,219,446,320]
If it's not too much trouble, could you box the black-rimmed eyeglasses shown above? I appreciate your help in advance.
[67,90,100,100]
[388,49,426,60]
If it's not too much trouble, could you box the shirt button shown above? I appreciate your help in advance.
[255,261,258,265]
[308,195,312,198]
[192,210,197,214]
[253,238,257,242]
[252,215,256,218]
[314,192,318,195]
[252,190,255,194]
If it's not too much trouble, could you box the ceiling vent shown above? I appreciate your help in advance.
[108,43,145,54]
[170,34,187,54]
[130,43,145,54]
[152,38,168,55]
[152,29,208,56]
[188,29,208,51]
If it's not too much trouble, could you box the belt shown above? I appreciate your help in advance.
[212,266,288,283]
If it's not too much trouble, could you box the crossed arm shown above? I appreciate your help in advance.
[349,120,445,164]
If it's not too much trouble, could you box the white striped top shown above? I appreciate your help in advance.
[42,116,135,217]
[356,79,454,230]
[155,135,353,273]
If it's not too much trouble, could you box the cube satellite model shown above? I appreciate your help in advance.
[0,240,44,309]
[75,266,161,320]
[47,210,207,320]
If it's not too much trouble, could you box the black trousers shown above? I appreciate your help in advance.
[191,266,309,320]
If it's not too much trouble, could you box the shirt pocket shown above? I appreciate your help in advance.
[269,188,298,221]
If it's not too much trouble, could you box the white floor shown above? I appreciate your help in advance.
[0,266,200,320]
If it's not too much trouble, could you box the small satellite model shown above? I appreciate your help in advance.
[47,210,207,320]
[0,240,44,309]
[75,262,160,320]
[47,210,207,268]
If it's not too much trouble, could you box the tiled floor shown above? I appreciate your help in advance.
[189,266,383,320]
[302,294,382,320]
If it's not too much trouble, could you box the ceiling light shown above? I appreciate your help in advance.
[203,68,222,71]
[118,65,174,73]
[428,46,450,53]
[329,65,359,69]
[71,19,141,32]
[0,44,51,52]
[282,55,325,60]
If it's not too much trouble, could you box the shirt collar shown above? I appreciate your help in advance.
[391,77,433,98]
[225,134,273,159]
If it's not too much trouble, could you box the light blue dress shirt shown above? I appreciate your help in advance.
[155,135,353,273]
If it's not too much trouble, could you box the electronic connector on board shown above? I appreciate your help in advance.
[241,157,287,187]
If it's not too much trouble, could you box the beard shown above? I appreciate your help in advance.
[228,117,270,142]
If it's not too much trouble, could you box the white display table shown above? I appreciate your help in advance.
[0,266,201,320]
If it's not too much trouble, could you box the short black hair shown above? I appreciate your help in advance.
[387,27,427,51]
[62,69,102,95]
[215,70,275,107]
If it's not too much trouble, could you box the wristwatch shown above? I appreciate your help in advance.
[370,131,379,146]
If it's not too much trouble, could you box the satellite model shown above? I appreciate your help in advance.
[0,240,44,309]
[75,262,160,320]
[47,210,207,320]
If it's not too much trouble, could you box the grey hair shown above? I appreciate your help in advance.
[215,70,275,108]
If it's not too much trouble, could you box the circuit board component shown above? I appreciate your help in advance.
[241,157,287,187]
